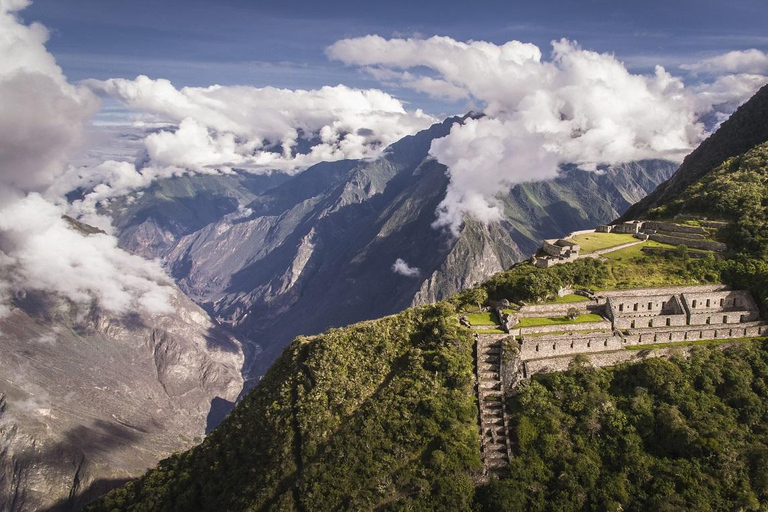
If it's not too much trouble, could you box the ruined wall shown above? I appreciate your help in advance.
[520,334,624,359]
[513,320,611,336]
[518,302,597,315]
[598,284,729,298]
[649,233,727,251]
[614,314,688,330]
[643,221,707,235]
[688,310,757,326]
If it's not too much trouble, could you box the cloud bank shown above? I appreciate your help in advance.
[0,0,173,317]
[328,36,768,233]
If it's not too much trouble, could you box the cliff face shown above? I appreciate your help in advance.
[0,289,243,512]
[107,118,675,380]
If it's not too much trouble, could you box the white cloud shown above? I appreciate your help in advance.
[83,76,435,174]
[392,258,421,277]
[328,36,768,233]
[682,49,768,75]
[0,1,174,317]
[0,0,99,194]
[0,195,175,316]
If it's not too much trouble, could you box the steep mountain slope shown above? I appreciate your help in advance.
[110,118,674,379]
[85,302,480,511]
[0,285,243,511]
[622,83,768,221]
[85,80,768,512]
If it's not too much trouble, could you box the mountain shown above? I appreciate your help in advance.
[83,84,768,511]
[108,117,675,380]
[0,283,243,511]
[621,83,768,221]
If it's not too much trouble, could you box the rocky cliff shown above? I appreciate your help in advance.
[0,288,243,512]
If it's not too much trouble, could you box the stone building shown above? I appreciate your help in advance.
[508,285,767,377]
[532,239,580,268]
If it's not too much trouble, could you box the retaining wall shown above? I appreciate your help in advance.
[649,233,727,251]
[643,221,707,235]
[513,320,611,336]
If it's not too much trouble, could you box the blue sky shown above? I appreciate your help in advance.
[22,0,768,114]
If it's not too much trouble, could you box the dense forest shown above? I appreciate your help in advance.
[478,345,768,511]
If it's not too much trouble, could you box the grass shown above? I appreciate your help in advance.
[625,337,765,350]
[516,313,605,328]
[475,328,506,334]
[466,312,498,326]
[595,240,711,290]
[543,294,590,304]
[570,232,639,253]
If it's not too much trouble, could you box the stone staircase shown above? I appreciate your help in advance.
[476,334,511,480]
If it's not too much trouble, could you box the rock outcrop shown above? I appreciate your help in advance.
[0,289,243,512]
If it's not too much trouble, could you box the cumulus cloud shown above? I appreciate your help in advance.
[83,76,435,174]
[0,1,174,317]
[48,76,436,215]
[0,195,174,315]
[328,35,768,234]
[392,258,421,277]
[682,49,768,75]
[0,0,99,194]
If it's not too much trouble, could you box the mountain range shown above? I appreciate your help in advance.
[108,116,676,381]
[82,83,768,511]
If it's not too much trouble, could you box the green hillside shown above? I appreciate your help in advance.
[86,88,768,511]
[86,304,482,511]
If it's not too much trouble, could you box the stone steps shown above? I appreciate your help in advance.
[476,335,511,480]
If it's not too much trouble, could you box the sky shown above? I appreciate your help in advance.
[1,0,768,316]
[21,0,768,114]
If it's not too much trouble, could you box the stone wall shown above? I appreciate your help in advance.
[523,340,764,377]
[598,284,729,298]
[689,310,757,326]
[649,233,727,251]
[519,333,624,359]
[513,320,612,336]
[614,314,687,330]
[681,289,756,313]
[518,302,597,315]
[643,221,707,235]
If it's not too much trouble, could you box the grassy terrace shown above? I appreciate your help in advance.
[465,311,498,326]
[597,239,714,289]
[543,294,589,304]
[570,232,638,253]
[516,313,604,328]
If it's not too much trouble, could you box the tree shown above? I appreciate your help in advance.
[567,307,579,320]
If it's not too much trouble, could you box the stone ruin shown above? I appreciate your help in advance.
[597,220,727,252]
[531,238,580,268]
[508,285,766,377]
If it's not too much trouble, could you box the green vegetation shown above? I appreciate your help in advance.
[625,337,764,350]
[475,328,507,334]
[483,257,609,303]
[543,293,589,304]
[651,141,768,259]
[476,344,768,511]
[570,232,638,253]
[598,239,715,289]
[516,313,604,328]
[466,311,498,326]
[87,303,480,511]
